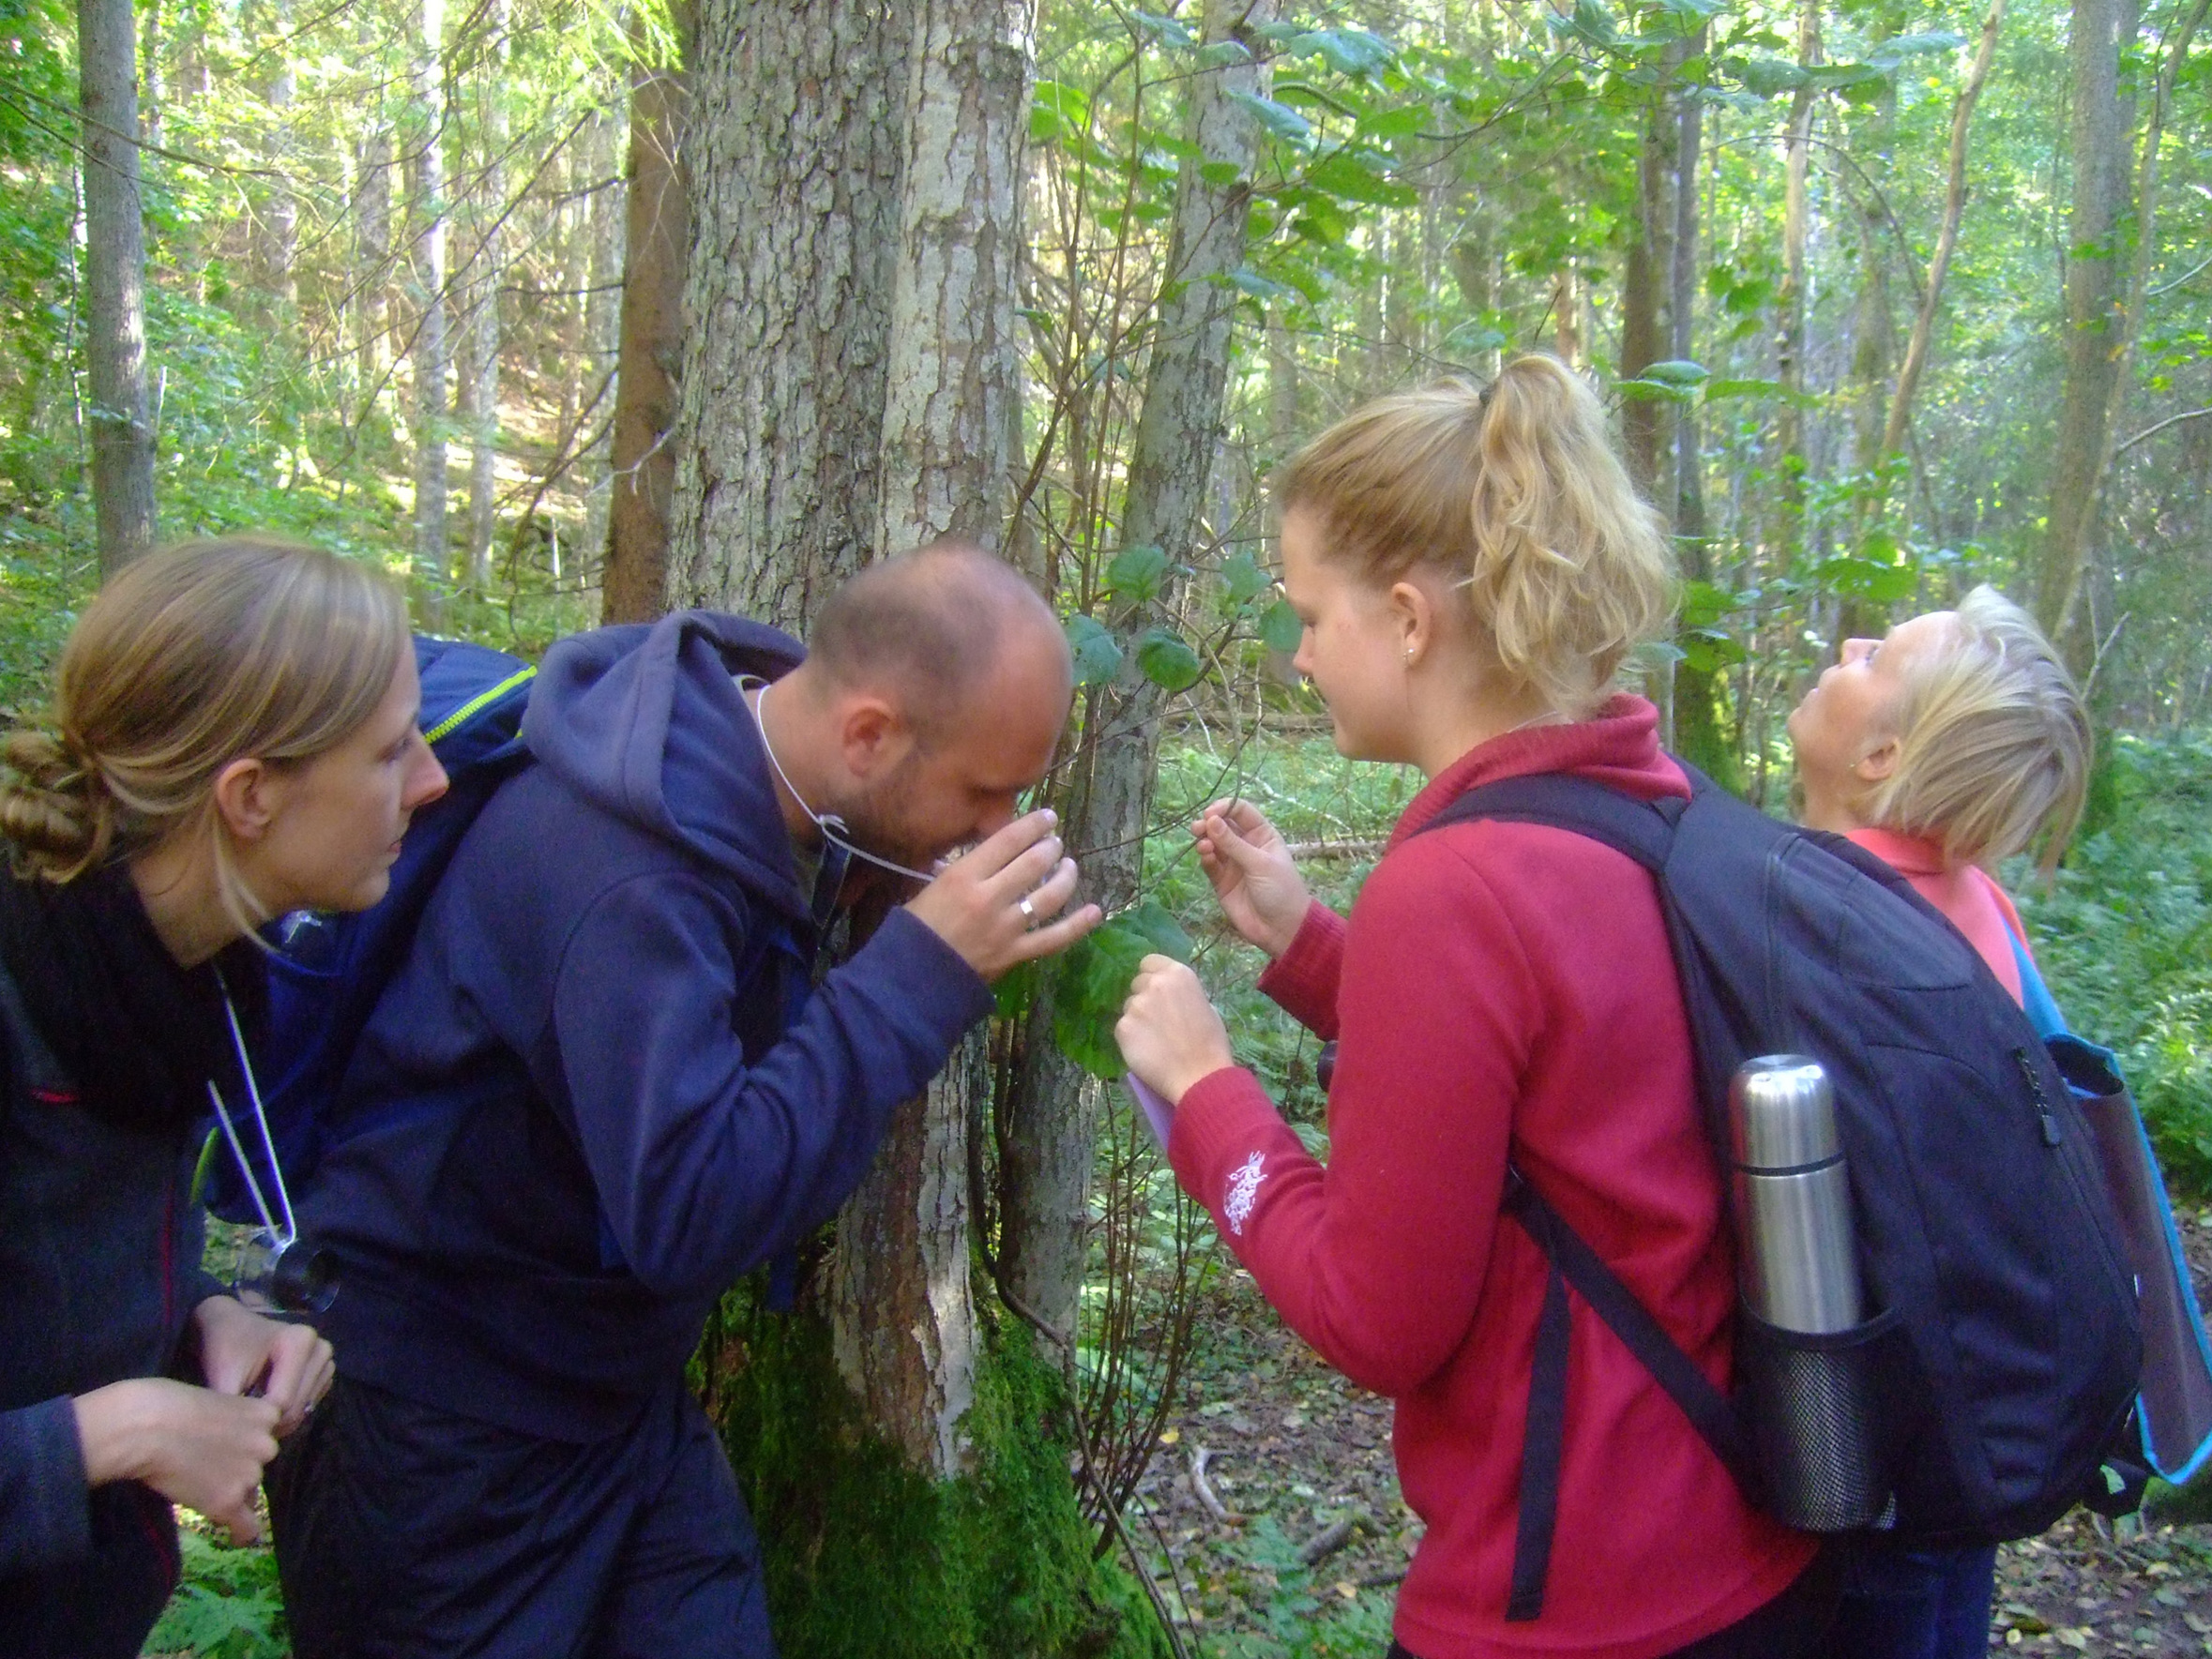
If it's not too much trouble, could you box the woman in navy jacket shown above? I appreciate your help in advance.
[0,536,447,1658]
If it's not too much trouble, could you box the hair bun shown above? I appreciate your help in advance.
[0,722,114,882]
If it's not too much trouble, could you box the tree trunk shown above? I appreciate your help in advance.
[79,0,156,574]
[2036,0,2141,642]
[999,0,1275,1347]
[410,0,450,607]
[601,0,694,624]
[261,0,297,310]
[1772,0,1822,553]
[580,110,626,584]
[355,42,394,398]
[1620,68,1678,496]
[2041,0,2204,645]
[463,0,508,594]
[140,0,162,152]
[1882,0,2006,470]
[669,1,910,626]
[825,0,1032,1479]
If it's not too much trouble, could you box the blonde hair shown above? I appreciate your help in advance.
[1864,586,2091,869]
[1274,354,1676,717]
[0,536,410,916]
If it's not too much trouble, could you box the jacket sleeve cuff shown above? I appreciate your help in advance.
[1255,902,1346,1038]
[1167,1065,1292,1203]
[0,1396,92,1575]
[856,906,996,1039]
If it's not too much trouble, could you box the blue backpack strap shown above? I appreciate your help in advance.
[2011,933,2070,1041]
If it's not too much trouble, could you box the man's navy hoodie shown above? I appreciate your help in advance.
[300,611,993,1440]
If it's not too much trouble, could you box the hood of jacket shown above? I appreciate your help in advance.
[523,611,810,924]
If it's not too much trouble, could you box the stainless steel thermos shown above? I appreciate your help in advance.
[1729,1056,1862,1335]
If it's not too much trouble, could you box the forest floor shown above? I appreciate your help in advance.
[1132,1216,2212,1658]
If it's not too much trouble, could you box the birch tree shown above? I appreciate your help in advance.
[78,0,157,571]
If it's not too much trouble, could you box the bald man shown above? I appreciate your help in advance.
[269,544,1098,1659]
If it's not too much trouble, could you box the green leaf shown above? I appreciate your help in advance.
[1129,9,1195,50]
[1047,906,1195,1078]
[992,958,1037,1020]
[1356,103,1429,142]
[1815,555,1918,604]
[1106,542,1170,602]
[1679,579,1740,630]
[1639,358,1710,386]
[1704,376,1783,400]
[1136,626,1204,692]
[1220,550,1271,605]
[1869,30,1964,68]
[1293,27,1396,76]
[1199,158,1243,189]
[1679,628,1748,673]
[1304,151,1418,207]
[1259,597,1304,654]
[1226,90,1314,147]
[1226,266,1292,300]
[1065,614,1125,686]
[1732,55,1809,96]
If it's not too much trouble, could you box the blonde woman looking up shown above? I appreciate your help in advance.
[1117,357,1829,1659]
[0,537,447,1659]
[1789,587,2089,1659]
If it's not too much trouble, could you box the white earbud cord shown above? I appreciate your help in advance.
[736,675,941,885]
[205,969,297,1247]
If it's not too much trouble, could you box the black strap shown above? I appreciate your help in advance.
[1507,1252,1572,1621]
[1418,771,1689,871]
[1498,1176,1763,1622]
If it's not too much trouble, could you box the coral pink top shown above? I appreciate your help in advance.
[1842,828,2030,1005]
[1169,699,1816,1659]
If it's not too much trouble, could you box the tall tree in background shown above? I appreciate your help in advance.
[461,0,509,593]
[2037,0,2141,645]
[1772,0,1822,551]
[1000,0,1275,1344]
[78,0,157,571]
[410,0,450,604]
[601,2,694,623]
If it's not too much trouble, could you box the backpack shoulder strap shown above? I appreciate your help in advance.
[1418,771,1688,872]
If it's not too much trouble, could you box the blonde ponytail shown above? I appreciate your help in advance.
[1274,354,1676,717]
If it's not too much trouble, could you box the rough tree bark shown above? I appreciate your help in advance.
[601,0,694,623]
[825,0,1032,1479]
[2035,0,2141,642]
[141,0,162,151]
[999,0,1274,1346]
[410,0,450,604]
[668,3,910,626]
[78,0,157,573]
[579,109,626,581]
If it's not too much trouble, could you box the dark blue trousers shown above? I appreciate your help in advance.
[1822,1539,1997,1659]
[268,1376,775,1659]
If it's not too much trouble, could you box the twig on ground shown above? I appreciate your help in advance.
[1190,1445,1239,1526]
[1296,1516,1357,1566]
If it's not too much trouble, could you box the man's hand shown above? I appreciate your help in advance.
[72,1378,282,1545]
[1116,955,1235,1104]
[905,809,1102,981]
[1191,800,1311,959]
[193,1294,334,1436]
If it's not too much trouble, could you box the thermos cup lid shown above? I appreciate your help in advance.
[1729,1055,1839,1170]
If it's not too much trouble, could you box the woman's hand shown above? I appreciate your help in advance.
[1116,956,1235,1105]
[1191,800,1310,958]
[71,1378,281,1544]
[193,1294,334,1436]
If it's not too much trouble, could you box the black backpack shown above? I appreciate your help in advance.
[1416,765,2142,1621]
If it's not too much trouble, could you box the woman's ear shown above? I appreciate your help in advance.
[1387,579,1437,666]
[1853,735,1902,786]
[209,756,278,844]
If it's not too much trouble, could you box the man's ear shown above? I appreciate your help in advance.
[1854,734,1901,785]
[835,695,914,783]
[209,757,280,844]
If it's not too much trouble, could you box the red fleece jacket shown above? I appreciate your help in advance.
[1168,699,1816,1659]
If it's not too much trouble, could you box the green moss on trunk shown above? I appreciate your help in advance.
[700,1289,1170,1659]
